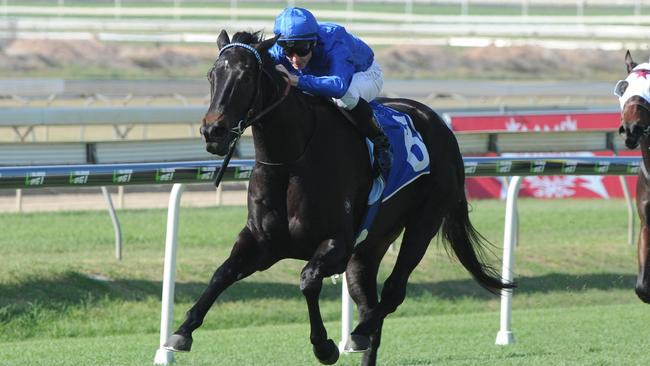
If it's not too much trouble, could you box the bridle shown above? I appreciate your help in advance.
[620,97,650,180]
[216,43,291,138]
[210,42,291,187]
[621,97,650,138]
[616,67,650,137]
[617,66,650,180]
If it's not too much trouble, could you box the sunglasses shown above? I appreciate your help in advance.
[278,40,314,57]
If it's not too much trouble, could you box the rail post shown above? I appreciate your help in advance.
[495,176,522,345]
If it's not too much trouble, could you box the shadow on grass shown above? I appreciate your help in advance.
[0,271,636,319]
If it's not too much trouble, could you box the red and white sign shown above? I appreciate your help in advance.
[450,111,620,132]
[448,110,639,199]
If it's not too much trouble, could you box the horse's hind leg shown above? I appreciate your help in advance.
[301,238,349,365]
[164,227,276,352]
[344,243,390,366]
[347,210,444,362]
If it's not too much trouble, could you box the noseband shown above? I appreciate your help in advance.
[210,42,291,187]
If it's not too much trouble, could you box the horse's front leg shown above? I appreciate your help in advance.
[164,227,277,352]
[301,238,349,365]
[636,222,650,303]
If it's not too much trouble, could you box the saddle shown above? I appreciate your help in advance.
[336,101,431,246]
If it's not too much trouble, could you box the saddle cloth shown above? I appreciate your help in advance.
[355,101,430,246]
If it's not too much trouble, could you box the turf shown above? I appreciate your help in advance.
[0,199,645,365]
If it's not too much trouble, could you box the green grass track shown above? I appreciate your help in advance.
[0,199,647,365]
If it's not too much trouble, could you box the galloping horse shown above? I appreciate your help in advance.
[616,51,650,304]
[164,30,514,365]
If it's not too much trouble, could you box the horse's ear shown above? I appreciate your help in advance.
[625,50,637,73]
[257,34,279,54]
[217,29,230,51]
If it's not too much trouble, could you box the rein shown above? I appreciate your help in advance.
[211,42,291,188]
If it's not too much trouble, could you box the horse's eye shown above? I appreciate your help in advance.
[206,69,215,82]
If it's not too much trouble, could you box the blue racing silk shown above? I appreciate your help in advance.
[268,23,374,99]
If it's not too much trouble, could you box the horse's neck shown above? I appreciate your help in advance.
[251,91,315,164]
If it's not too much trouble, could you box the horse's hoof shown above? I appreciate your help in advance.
[163,333,193,352]
[313,339,339,365]
[344,333,371,352]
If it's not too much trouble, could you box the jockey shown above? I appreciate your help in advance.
[269,7,393,176]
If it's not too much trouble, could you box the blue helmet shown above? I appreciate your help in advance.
[274,7,319,41]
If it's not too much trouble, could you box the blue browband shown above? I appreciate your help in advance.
[218,42,262,67]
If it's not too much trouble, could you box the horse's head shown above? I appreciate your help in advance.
[201,30,278,155]
[619,96,650,149]
[616,51,650,150]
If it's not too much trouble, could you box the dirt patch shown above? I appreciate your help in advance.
[0,39,214,75]
[4,39,131,70]
[0,38,634,80]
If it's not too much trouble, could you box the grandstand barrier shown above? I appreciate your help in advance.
[0,156,642,363]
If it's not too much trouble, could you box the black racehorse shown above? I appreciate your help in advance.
[164,30,514,365]
[617,51,650,304]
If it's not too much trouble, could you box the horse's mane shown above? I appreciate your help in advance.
[231,30,264,45]
[228,30,325,108]
[229,30,296,97]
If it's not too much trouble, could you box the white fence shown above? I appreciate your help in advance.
[5,0,650,16]
[0,104,624,146]
[4,1,650,49]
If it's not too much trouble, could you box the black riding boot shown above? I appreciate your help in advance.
[349,98,393,176]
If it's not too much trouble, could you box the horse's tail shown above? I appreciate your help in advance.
[441,194,516,294]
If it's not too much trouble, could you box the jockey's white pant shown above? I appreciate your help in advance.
[335,61,383,110]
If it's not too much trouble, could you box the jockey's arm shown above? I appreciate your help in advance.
[296,47,355,99]
[268,39,355,99]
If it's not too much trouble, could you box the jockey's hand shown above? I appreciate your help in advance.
[275,64,299,86]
